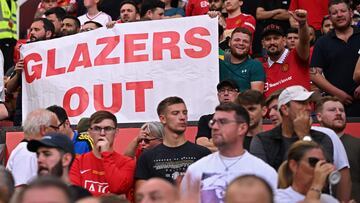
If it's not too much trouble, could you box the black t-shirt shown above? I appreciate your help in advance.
[257,0,290,29]
[135,141,211,184]
[196,114,214,141]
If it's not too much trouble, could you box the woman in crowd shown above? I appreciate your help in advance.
[124,121,164,159]
[276,140,339,203]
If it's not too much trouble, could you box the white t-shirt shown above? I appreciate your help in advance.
[78,11,112,27]
[311,126,349,170]
[181,151,278,203]
[6,141,38,186]
[275,187,339,203]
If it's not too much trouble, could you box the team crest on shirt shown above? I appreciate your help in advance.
[236,19,242,26]
[281,64,289,72]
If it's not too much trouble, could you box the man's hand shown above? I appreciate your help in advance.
[106,21,116,29]
[207,11,220,18]
[311,160,335,190]
[289,9,307,26]
[14,59,24,75]
[353,85,360,100]
[293,110,311,139]
[337,90,353,105]
[97,137,111,153]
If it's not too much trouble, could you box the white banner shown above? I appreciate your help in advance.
[21,16,219,124]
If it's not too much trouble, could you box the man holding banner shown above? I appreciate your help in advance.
[20,15,219,125]
[7,18,55,126]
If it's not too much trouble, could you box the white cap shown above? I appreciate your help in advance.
[278,86,314,110]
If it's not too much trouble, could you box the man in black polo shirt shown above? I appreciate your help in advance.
[196,80,239,152]
[250,85,334,171]
[310,0,360,117]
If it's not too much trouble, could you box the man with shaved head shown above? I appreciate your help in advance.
[135,178,179,203]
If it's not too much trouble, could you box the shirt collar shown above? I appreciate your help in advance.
[267,48,289,67]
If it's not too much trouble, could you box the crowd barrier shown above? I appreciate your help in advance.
[1,119,359,165]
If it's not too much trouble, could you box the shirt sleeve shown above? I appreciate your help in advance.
[102,152,135,194]
[69,155,82,186]
[249,135,268,162]
[310,38,327,69]
[196,115,212,141]
[135,151,152,180]
[185,0,194,16]
[11,152,37,186]
[250,60,266,82]
[243,15,256,34]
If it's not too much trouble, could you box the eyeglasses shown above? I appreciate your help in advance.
[90,126,116,134]
[218,88,238,94]
[48,125,60,131]
[57,120,66,128]
[140,137,160,144]
[208,118,240,128]
[308,157,320,167]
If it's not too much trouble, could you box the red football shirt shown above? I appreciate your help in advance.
[225,13,256,33]
[263,49,311,98]
[69,151,135,196]
[185,0,209,16]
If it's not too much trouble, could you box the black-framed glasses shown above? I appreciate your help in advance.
[218,88,238,94]
[140,137,160,144]
[49,125,60,131]
[57,120,66,128]
[208,118,240,128]
[90,126,116,134]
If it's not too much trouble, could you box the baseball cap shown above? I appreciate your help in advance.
[262,24,285,39]
[278,86,314,110]
[217,79,239,91]
[27,132,74,155]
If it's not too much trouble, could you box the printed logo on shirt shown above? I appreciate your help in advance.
[80,169,91,174]
[235,19,242,26]
[281,64,289,72]
[241,69,247,74]
[264,76,293,92]
[200,1,209,8]
[84,180,109,194]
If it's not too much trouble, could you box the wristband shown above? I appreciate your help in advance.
[309,187,321,194]
[358,48,360,55]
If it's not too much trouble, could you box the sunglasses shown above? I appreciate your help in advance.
[308,157,320,167]
[307,157,330,167]
[140,137,159,144]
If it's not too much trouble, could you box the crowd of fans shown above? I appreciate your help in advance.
[0,0,360,202]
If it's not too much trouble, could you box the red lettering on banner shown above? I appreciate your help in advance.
[23,26,214,81]
[153,31,181,60]
[62,81,153,116]
[24,53,42,83]
[68,43,92,72]
[46,49,66,77]
[184,27,211,58]
[94,36,120,66]
[93,83,122,113]
[124,33,149,63]
[63,87,89,116]
[126,81,153,112]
